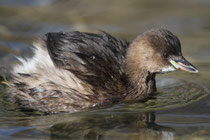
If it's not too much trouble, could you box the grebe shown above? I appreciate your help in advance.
[6,29,198,113]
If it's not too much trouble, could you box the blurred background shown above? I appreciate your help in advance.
[0,0,210,140]
[0,0,210,63]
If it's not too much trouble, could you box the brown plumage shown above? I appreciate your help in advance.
[6,29,198,113]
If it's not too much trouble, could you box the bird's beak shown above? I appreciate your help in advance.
[169,56,199,73]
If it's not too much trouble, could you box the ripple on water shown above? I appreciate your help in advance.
[49,77,209,140]
[124,78,209,112]
[86,77,209,114]
[0,77,209,139]
[0,77,208,116]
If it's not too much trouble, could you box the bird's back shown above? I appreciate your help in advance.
[47,31,129,89]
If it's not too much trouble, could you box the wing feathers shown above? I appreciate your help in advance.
[46,31,129,88]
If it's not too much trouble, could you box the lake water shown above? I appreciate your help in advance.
[0,0,210,139]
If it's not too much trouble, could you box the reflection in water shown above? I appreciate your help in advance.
[50,112,174,140]
[0,76,209,140]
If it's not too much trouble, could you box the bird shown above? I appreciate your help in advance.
[5,28,198,113]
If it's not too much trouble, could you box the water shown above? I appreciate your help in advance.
[0,0,210,139]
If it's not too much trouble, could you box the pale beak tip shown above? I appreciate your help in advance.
[169,58,199,74]
[193,69,199,73]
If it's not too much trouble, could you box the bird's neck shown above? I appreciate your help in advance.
[124,42,157,101]
[125,67,156,101]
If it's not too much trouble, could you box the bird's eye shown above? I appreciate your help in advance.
[162,52,168,58]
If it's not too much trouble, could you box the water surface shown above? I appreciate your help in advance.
[0,0,210,139]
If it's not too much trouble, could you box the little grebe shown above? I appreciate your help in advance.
[6,29,198,113]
